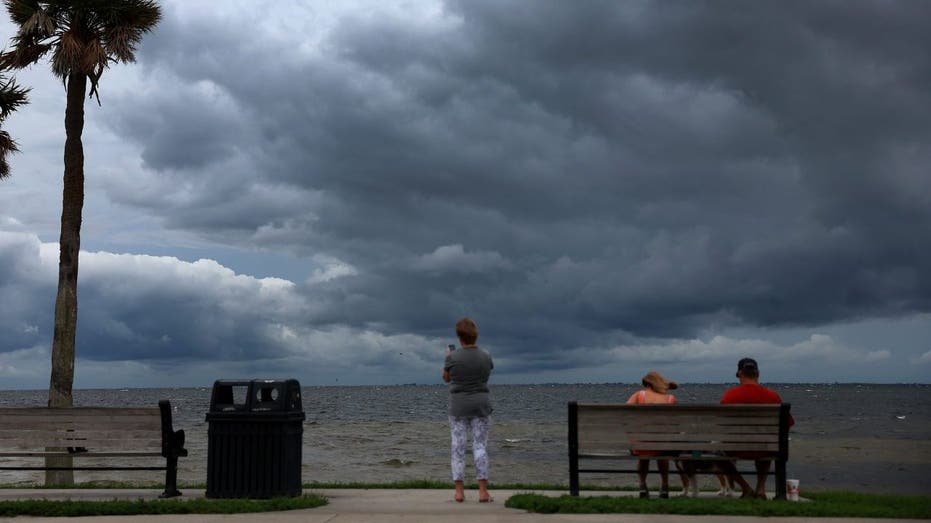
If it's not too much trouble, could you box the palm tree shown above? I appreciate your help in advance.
[1,0,161,484]
[0,74,28,179]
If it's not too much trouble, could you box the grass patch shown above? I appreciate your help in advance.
[505,491,931,519]
[0,495,326,517]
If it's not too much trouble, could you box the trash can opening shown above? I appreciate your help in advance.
[258,386,278,402]
[254,383,281,410]
[251,379,302,412]
[209,381,251,412]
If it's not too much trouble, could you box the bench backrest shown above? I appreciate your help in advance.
[570,402,790,458]
[0,407,163,452]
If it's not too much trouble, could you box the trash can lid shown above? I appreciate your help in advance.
[208,379,303,413]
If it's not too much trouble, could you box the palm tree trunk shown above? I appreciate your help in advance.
[45,72,86,486]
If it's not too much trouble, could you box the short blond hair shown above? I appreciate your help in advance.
[455,317,479,345]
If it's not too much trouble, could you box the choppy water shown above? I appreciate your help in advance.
[1,383,928,494]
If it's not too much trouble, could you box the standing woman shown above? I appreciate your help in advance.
[443,317,494,503]
[626,371,678,499]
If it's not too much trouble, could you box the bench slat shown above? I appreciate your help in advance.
[0,440,162,451]
[0,408,161,416]
[584,441,779,452]
[579,453,775,461]
[581,432,778,444]
[579,412,779,427]
[579,442,778,452]
[0,416,159,428]
[0,423,162,433]
[0,429,164,438]
[0,451,163,458]
[577,405,778,415]
[579,426,781,435]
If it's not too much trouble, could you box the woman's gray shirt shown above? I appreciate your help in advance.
[444,346,494,417]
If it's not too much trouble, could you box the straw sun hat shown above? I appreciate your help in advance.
[641,371,679,394]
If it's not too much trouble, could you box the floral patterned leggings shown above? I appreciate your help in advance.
[448,415,491,481]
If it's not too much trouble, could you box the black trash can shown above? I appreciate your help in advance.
[205,379,304,498]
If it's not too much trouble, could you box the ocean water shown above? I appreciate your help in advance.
[0,383,928,494]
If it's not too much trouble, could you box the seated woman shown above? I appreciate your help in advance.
[626,371,678,499]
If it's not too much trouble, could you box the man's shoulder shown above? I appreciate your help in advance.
[720,385,745,403]
[721,383,781,403]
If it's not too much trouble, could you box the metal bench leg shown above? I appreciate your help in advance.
[160,456,182,498]
[568,402,580,496]
[774,459,787,500]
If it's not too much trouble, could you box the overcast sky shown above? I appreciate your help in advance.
[1,0,929,389]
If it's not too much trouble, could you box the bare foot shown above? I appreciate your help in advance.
[478,479,491,502]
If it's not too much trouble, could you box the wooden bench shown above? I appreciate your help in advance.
[0,400,187,498]
[568,402,791,499]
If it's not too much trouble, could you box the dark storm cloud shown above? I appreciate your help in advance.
[0,233,54,351]
[109,89,243,171]
[95,1,931,360]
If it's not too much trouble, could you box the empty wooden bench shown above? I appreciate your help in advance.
[568,402,792,499]
[0,400,187,498]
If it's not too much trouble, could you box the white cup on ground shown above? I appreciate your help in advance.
[786,479,800,501]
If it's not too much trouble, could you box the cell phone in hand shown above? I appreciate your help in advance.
[447,344,456,351]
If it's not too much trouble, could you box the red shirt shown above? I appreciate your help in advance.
[721,383,795,427]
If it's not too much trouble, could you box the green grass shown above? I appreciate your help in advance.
[504,491,931,519]
[0,495,327,517]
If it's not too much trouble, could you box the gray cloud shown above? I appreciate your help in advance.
[94,1,931,340]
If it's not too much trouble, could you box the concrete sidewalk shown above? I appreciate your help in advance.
[0,488,925,523]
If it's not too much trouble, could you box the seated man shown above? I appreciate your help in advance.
[717,358,794,499]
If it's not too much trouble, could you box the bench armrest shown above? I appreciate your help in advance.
[159,400,188,458]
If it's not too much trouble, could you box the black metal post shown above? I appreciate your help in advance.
[774,403,791,500]
[160,455,182,498]
[568,401,580,496]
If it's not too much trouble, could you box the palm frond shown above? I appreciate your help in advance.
[0,129,16,151]
[102,24,137,62]
[0,75,29,119]
[0,74,26,180]
[0,156,11,179]
[0,129,19,180]
[81,37,107,74]
[50,29,85,78]
[3,0,42,26]
[0,40,52,69]
[20,5,55,37]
